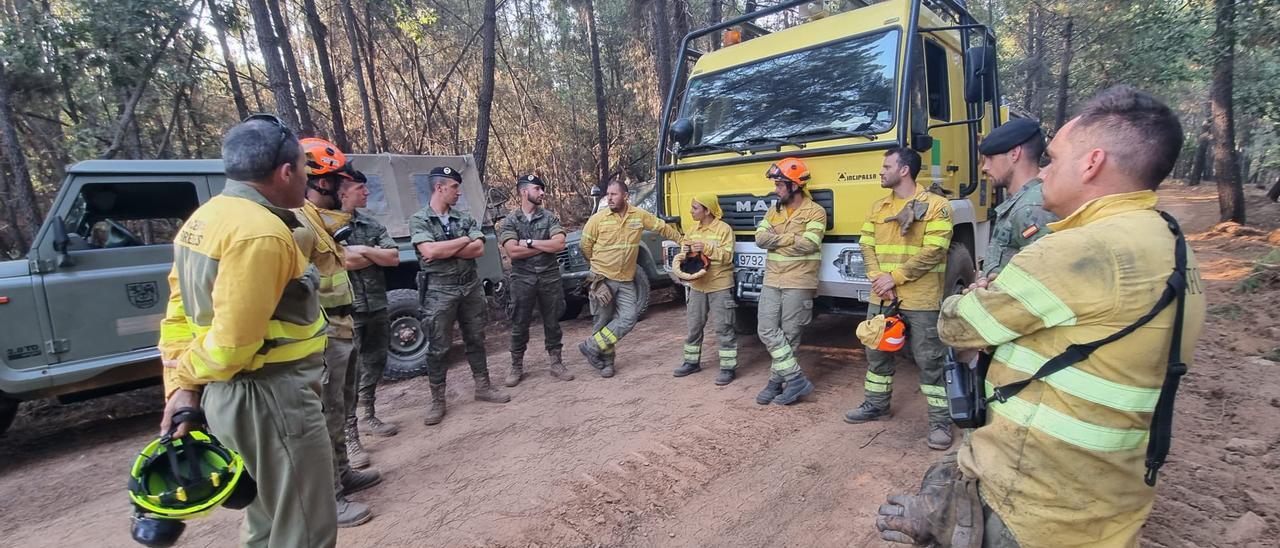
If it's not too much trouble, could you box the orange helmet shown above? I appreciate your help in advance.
[766,157,810,186]
[856,300,907,352]
[300,137,348,177]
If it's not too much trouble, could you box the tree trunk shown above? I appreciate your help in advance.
[301,0,350,150]
[654,0,672,107]
[0,62,42,250]
[362,2,390,152]
[339,0,376,152]
[1188,112,1211,186]
[1053,17,1073,131]
[101,3,191,159]
[582,0,609,188]
[246,0,300,128]
[266,0,314,134]
[238,23,266,112]
[473,0,498,183]
[1267,176,1279,202]
[1210,0,1244,223]
[709,0,721,50]
[209,0,250,119]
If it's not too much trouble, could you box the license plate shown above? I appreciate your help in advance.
[736,253,766,269]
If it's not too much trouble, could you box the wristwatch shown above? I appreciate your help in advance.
[525,239,533,248]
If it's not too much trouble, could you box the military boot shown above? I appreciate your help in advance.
[578,340,608,370]
[336,495,372,528]
[344,419,370,469]
[599,354,616,378]
[504,352,524,387]
[715,369,736,386]
[773,373,815,405]
[424,382,447,426]
[673,362,702,377]
[341,466,383,495]
[360,398,399,437]
[756,376,784,405]
[926,424,954,451]
[547,349,574,381]
[474,374,512,403]
[843,401,892,424]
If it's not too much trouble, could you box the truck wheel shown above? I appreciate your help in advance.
[734,305,758,335]
[944,242,977,298]
[0,396,17,437]
[384,289,430,381]
[634,267,651,320]
[561,295,586,321]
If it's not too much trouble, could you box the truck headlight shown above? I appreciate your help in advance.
[834,244,869,282]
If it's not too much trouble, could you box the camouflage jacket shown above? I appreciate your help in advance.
[497,206,567,276]
[409,206,484,281]
[982,178,1057,277]
[347,210,398,312]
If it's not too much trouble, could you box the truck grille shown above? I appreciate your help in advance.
[717,189,835,232]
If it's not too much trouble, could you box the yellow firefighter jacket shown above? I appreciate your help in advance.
[159,181,328,397]
[673,217,735,293]
[755,197,826,290]
[580,204,681,282]
[940,191,1206,547]
[294,201,355,338]
[860,186,953,310]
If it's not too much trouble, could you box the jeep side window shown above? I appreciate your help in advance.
[62,182,200,249]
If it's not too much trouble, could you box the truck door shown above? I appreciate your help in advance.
[920,35,968,195]
[35,176,208,365]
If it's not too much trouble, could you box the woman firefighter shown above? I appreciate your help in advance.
[671,194,739,385]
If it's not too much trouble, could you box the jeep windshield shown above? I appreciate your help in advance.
[677,29,899,156]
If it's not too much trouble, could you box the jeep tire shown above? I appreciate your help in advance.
[384,289,431,380]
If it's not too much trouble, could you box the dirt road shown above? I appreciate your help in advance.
[1,184,1277,547]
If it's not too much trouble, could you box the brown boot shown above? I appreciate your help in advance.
[473,374,511,403]
[504,352,524,387]
[345,419,370,469]
[547,349,574,381]
[360,398,399,437]
[424,382,447,426]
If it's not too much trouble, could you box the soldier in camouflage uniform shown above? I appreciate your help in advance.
[337,169,402,471]
[498,175,573,386]
[410,166,509,426]
[978,118,1058,277]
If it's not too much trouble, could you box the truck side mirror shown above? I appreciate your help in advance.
[50,218,75,267]
[669,118,694,147]
[911,132,934,153]
[964,46,997,103]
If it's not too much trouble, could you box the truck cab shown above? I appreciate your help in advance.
[657,0,1002,322]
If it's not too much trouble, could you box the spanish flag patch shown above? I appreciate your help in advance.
[1021,225,1040,239]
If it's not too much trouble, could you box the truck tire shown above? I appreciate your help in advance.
[734,305,758,335]
[384,289,431,381]
[561,295,586,321]
[634,267,651,320]
[944,242,977,299]
[0,396,17,437]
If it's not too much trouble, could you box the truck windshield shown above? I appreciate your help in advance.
[678,29,899,152]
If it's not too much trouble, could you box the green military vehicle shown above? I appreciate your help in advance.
[0,155,504,436]
[556,181,681,321]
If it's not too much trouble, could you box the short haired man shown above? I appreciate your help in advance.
[843,146,956,451]
[979,118,1058,276]
[411,166,509,426]
[498,174,573,386]
[876,86,1206,547]
[577,180,682,377]
[158,115,336,546]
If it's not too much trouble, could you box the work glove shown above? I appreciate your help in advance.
[875,453,984,547]
[586,273,613,307]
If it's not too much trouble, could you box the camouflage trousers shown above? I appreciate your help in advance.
[509,270,565,355]
[683,288,738,370]
[862,304,950,426]
[351,309,389,404]
[588,279,639,362]
[321,334,358,494]
[756,286,814,380]
[203,355,337,547]
[423,281,490,385]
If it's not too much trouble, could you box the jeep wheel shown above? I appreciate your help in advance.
[384,289,430,381]
[944,242,977,298]
[0,395,18,437]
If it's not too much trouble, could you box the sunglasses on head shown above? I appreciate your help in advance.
[243,113,295,168]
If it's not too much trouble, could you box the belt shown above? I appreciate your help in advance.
[324,304,354,317]
[428,271,479,286]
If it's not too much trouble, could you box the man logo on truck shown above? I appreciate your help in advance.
[735,199,776,213]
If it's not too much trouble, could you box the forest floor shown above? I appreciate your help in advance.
[1,183,1277,547]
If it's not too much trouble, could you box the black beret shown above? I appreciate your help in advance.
[430,166,462,182]
[979,118,1043,156]
[348,169,367,183]
[517,174,544,188]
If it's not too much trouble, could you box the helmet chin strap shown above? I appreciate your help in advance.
[307,178,343,209]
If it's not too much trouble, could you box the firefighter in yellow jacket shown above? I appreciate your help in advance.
[875,87,1206,547]
[158,115,336,547]
[754,158,826,405]
[670,194,737,385]
[844,147,956,450]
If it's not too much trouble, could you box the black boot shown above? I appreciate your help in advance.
[714,369,735,386]
[773,374,814,405]
[756,376,784,405]
[843,401,892,424]
[673,362,702,377]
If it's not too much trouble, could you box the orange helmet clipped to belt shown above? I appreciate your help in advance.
[856,300,907,352]
[300,137,348,177]
[765,157,811,186]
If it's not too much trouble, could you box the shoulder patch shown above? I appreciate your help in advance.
[1021,225,1040,239]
